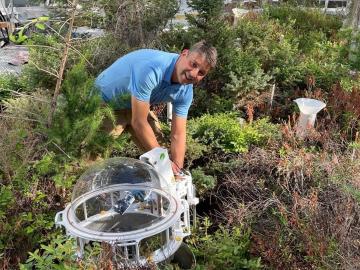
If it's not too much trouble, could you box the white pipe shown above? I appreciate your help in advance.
[167,102,172,123]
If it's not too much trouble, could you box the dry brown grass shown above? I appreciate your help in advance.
[212,115,360,269]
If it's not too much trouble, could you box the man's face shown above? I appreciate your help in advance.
[173,50,211,85]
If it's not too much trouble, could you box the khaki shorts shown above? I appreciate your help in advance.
[102,108,165,151]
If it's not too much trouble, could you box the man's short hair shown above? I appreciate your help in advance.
[189,40,217,68]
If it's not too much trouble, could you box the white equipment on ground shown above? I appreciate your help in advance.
[55,147,199,267]
[294,98,326,137]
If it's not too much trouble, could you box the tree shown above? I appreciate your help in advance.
[344,0,360,30]
[343,0,360,65]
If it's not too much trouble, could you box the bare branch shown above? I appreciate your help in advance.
[51,141,72,159]
[68,45,93,68]
[0,114,45,123]
[5,90,50,103]
[3,103,44,117]
[28,59,59,78]
[24,44,62,52]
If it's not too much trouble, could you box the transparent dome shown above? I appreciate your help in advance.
[68,157,179,235]
[72,157,164,201]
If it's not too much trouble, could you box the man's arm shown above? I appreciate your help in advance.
[131,96,160,150]
[170,115,187,174]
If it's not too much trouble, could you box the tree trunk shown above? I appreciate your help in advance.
[344,0,360,30]
[47,0,77,127]
[343,0,360,64]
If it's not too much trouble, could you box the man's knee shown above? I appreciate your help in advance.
[102,108,131,138]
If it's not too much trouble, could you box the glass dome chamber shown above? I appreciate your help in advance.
[67,157,180,237]
[55,149,198,264]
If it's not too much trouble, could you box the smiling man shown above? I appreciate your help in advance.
[95,41,217,174]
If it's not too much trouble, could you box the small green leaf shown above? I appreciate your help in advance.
[37,16,50,22]
[35,22,46,30]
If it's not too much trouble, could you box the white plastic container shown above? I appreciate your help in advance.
[294,98,326,137]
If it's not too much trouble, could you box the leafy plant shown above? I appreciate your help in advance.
[188,217,262,270]
[265,5,342,40]
[0,73,27,102]
[20,235,100,269]
[191,167,216,195]
[0,185,14,220]
[188,114,279,154]
[10,16,49,44]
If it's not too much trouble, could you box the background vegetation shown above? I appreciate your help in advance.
[0,0,360,269]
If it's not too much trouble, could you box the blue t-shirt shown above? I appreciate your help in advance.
[95,49,193,118]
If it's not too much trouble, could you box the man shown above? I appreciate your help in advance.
[95,41,217,174]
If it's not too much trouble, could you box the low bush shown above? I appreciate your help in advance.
[21,234,158,270]
[214,125,360,269]
[191,167,217,196]
[189,88,233,117]
[0,73,28,102]
[187,114,280,154]
[265,5,342,41]
[187,217,262,270]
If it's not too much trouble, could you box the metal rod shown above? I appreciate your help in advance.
[165,228,170,244]
[158,196,163,216]
[192,205,197,229]
[83,203,88,220]
[135,242,140,261]
[124,244,129,259]
[110,192,114,209]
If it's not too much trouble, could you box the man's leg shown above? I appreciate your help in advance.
[102,109,131,138]
[85,109,131,164]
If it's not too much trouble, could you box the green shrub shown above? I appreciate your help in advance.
[337,28,360,70]
[187,0,223,22]
[102,0,178,48]
[185,134,208,168]
[0,73,27,101]
[189,88,233,117]
[300,56,349,90]
[191,167,216,195]
[0,186,14,221]
[265,5,342,39]
[224,68,272,97]
[188,217,262,270]
[20,235,101,269]
[185,0,240,94]
[233,16,302,89]
[188,114,279,154]
[34,152,77,188]
[45,62,114,158]
[21,234,157,269]
[0,90,49,183]
[188,113,248,153]
[23,33,64,90]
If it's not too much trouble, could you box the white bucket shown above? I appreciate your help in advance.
[294,98,326,137]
